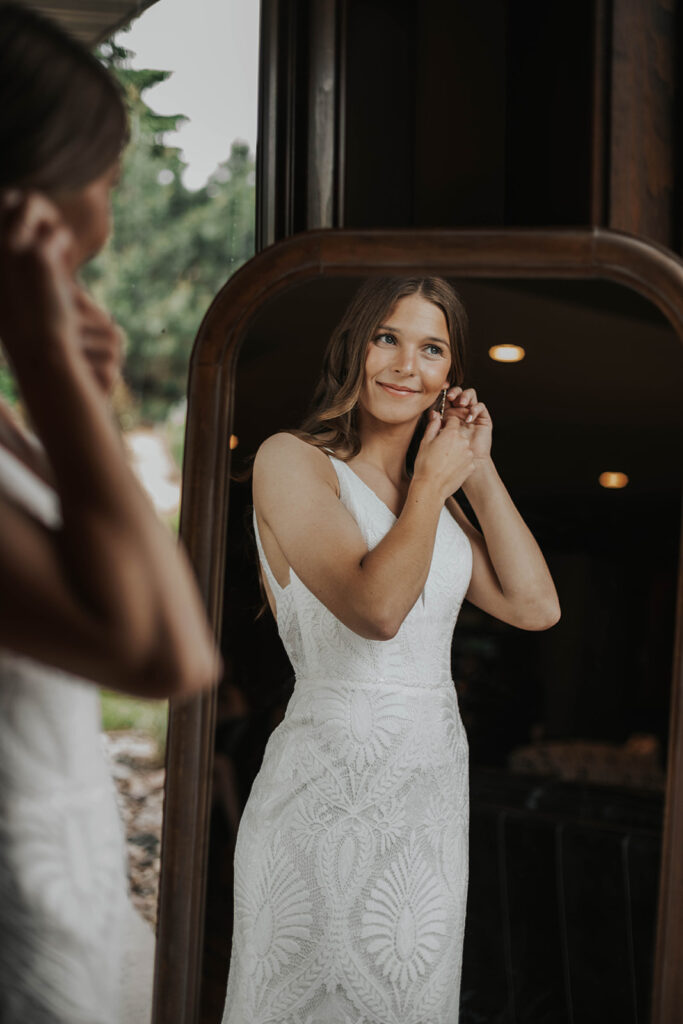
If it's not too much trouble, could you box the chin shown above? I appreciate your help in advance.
[78,239,106,268]
[373,405,427,427]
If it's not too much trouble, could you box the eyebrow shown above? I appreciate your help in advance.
[378,324,449,347]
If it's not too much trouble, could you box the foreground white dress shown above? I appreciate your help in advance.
[0,443,154,1024]
[222,454,473,1024]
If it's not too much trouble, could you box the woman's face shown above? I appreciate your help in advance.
[50,160,120,269]
[359,293,452,426]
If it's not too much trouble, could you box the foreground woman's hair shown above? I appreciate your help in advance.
[0,2,128,192]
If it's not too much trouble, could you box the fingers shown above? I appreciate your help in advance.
[80,332,122,361]
[71,282,108,314]
[442,405,470,425]
[422,409,442,442]
[441,411,466,430]
[467,401,489,425]
[39,222,74,273]
[0,189,24,228]
[82,350,120,392]
[71,284,120,343]
[441,404,475,431]
[79,334,122,394]
[1,192,61,250]
[414,398,477,496]
[0,190,25,239]
[73,290,116,333]
[75,290,123,395]
[447,385,477,406]
[0,191,74,285]
[445,386,490,424]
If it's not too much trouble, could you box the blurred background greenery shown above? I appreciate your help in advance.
[0,37,255,753]
[85,38,255,428]
[89,40,254,751]
[101,689,169,751]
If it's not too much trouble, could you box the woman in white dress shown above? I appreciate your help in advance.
[222,277,560,1023]
[0,5,219,1021]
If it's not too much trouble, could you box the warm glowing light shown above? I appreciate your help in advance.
[229,434,239,450]
[488,344,525,363]
[599,471,629,489]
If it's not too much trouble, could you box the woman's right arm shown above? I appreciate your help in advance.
[0,192,220,698]
[254,416,475,640]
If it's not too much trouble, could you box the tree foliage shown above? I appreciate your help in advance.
[83,39,255,423]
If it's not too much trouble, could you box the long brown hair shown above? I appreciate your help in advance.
[0,3,128,193]
[293,276,468,462]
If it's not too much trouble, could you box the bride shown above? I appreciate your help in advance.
[0,5,219,1021]
[222,276,560,1023]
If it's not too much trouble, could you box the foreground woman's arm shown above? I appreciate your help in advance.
[0,192,220,697]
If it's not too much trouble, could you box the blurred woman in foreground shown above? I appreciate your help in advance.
[0,4,220,1020]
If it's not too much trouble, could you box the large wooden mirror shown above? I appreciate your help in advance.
[153,229,683,1024]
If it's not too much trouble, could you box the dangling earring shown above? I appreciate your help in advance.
[438,388,448,419]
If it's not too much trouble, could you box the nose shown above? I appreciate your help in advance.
[392,346,415,375]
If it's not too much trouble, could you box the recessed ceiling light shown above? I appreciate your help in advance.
[599,471,629,489]
[229,434,239,450]
[488,344,525,363]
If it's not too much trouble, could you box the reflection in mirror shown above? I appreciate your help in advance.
[203,277,682,1023]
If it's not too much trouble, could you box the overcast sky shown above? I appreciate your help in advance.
[117,0,260,189]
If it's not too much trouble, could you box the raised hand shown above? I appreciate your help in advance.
[0,191,123,398]
[71,284,123,396]
[442,385,493,460]
[414,408,476,498]
[0,191,78,364]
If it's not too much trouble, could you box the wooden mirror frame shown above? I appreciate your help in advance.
[152,227,683,1024]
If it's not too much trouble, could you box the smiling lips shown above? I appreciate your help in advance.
[377,382,420,396]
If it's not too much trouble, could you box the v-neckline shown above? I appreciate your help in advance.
[334,458,400,519]
[333,456,447,532]
[328,454,442,612]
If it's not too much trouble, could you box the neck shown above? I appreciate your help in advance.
[355,409,418,483]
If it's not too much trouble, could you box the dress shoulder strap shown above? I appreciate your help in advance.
[252,508,289,599]
[321,451,355,507]
[0,444,61,529]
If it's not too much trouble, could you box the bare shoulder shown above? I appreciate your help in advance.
[255,432,334,476]
[256,431,318,463]
[254,433,338,501]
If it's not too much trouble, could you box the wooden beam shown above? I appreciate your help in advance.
[608,0,677,248]
[17,0,162,45]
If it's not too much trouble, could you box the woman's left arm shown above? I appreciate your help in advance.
[443,386,561,631]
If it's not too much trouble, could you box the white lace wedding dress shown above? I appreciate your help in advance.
[222,453,473,1024]
[0,443,154,1024]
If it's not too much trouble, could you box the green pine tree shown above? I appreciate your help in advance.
[84,39,255,423]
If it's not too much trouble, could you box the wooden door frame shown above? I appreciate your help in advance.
[152,227,683,1024]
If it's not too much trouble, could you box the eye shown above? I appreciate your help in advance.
[374,332,397,345]
[424,343,445,357]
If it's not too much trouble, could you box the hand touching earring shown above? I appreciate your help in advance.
[441,385,493,460]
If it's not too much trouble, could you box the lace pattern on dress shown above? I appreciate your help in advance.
[224,453,472,1024]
